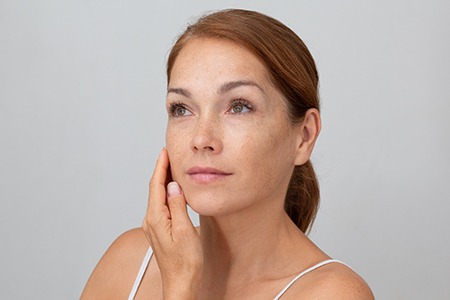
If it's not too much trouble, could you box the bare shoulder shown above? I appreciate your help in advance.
[80,227,150,299]
[282,261,374,300]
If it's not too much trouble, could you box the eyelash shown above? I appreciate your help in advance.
[168,98,254,117]
[168,101,189,117]
[227,98,253,114]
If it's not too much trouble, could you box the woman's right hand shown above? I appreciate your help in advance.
[142,148,203,300]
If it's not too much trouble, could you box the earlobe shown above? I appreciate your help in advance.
[294,108,321,166]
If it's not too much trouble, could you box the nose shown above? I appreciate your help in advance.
[189,115,223,154]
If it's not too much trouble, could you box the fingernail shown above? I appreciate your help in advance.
[167,181,181,197]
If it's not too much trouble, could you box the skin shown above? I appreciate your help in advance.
[81,38,374,299]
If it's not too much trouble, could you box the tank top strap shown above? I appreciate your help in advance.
[273,259,344,300]
[128,247,153,300]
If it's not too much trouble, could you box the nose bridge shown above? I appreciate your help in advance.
[190,111,222,153]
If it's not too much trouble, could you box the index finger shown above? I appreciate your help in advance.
[148,148,170,213]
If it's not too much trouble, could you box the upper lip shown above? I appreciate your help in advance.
[187,167,232,175]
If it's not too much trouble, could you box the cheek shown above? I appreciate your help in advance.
[243,121,296,175]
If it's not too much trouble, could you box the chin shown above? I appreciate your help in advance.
[182,188,231,217]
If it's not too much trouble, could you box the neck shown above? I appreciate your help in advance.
[196,199,328,298]
[199,201,301,281]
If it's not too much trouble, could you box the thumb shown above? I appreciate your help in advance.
[167,182,193,230]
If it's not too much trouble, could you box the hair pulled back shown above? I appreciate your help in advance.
[166,9,320,233]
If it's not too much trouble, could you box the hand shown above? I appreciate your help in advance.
[142,148,203,300]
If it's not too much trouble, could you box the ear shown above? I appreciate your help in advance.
[294,108,321,166]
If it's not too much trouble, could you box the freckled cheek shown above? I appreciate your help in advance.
[247,125,293,175]
[234,131,273,171]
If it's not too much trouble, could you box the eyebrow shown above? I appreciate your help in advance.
[167,80,264,98]
[218,80,264,94]
[167,87,191,98]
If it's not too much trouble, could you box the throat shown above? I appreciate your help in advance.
[198,212,295,282]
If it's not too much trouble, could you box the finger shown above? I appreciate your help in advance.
[143,148,172,244]
[147,148,170,214]
[166,182,195,234]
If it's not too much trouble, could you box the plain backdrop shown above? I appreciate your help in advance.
[1,0,449,299]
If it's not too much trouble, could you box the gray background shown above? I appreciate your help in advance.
[1,0,449,299]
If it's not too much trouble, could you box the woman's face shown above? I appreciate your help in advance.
[166,38,301,217]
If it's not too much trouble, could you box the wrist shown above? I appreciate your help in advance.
[163,284,200,300]
[162,273,201,300]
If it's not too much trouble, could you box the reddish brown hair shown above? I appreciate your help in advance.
[167,9,320,233]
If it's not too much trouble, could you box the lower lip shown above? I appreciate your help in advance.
[188,173,231,184]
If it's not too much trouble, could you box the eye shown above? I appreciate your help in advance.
[169,102,192,117]
[228,99,253,114]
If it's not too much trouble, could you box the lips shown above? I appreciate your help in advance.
[187,167,232,184]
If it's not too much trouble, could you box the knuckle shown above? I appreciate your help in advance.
[147,217,158,228]
[149,179,158,190]
[143,214,157,228]
[174,225,189,236]
[168,197,184,210]
[173,222,193,236]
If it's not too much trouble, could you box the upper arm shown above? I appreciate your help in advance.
[80,228,150,300]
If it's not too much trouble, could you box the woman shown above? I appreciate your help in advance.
[82,9,374,299]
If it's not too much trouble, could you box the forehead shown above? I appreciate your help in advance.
[169,38,271,87]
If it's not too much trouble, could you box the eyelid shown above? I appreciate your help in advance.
[168,101,192,117]
[167,98,254,116]
[227,98,254,114]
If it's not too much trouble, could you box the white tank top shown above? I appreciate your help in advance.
[128,247,344,300]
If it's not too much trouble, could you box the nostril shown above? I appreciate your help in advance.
[189,124,222,153]
[191,144,215,152]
